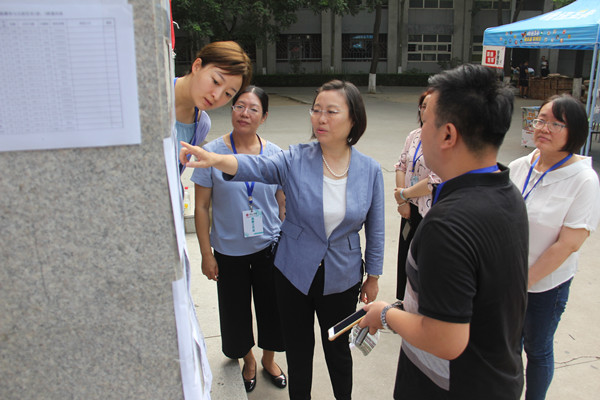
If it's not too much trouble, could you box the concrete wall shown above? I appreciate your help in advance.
[0,1,184,399]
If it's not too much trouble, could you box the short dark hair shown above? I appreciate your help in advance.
[231,85,269,116]
[539,94,588,153]
[311,80,367,146]
[189,41,252,92]
[427,64,514,153]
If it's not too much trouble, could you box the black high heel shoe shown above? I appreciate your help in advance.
[242,362,256,392]
[262,361,287,389]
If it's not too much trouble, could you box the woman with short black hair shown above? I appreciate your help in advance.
[509,94,600,400]
[181,80,385,400]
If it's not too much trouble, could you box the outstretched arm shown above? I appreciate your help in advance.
[179,141,239,175]
[359,301,469,360]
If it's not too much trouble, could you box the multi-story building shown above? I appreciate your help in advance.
[252,0,593,77]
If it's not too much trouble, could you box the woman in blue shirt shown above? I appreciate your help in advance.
[190,86,286,393]
[175,41,252,173]
[182,80,385,400]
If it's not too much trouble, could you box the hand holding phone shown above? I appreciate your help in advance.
[328,309,367,341]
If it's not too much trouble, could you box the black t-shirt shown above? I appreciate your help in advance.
[394,165,529,400]
[519,64,529,80]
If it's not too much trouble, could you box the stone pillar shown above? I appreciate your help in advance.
[267,40,277,74]
[387,0,399,73]
[0,1,185,398]
[333,13,343,73]
[453,0,473,63]
[255,45,265,75]
[321,10,333,73]
[399,0,409,73]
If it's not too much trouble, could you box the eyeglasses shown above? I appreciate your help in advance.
[232,104,260,115]
[531,119,566,133]
[309,108,343,119]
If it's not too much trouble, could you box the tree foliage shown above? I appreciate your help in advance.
[171,0,305,48]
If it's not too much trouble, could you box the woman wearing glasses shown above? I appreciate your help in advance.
[190,86,287,393]
[181,80,384,400]
[508,94,600,400]
[175,41,252,174]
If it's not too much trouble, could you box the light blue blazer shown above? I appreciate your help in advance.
[226,142,385,295]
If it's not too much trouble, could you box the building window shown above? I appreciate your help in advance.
[410,0,453,8]
[342,34,388,60]
[475,0,542,11]
[408,34,452,62]
[471,34,483,62]
[276,34,322,61]
[474,1,510,9]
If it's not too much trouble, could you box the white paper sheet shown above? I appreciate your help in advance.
[0,0,140,152]
[173,276,212,400]
[163,135,187,259]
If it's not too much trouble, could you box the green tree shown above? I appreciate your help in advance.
[171,0,305,65]
[307,0,388,93]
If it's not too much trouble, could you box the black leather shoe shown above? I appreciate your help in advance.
[242,363,256,393]
[262,361,287,389]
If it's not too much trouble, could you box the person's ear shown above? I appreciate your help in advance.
[260,112,268,124]
[192,58,203,73]
[441,123,458,149]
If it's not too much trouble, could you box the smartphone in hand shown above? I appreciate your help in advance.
[328,309,367,341]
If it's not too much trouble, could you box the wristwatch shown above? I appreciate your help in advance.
[367,274,380,279]
[380,301,403,333]
[380,304,395,332]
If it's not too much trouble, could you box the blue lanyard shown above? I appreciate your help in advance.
[521,153,572,201]
[432,165,499,205]
[192,107,199,145]
[411,140,423,173]
[177,108,200,175]
[229,132,263,209]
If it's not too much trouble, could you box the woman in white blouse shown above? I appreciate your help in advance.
[508,94,600,400]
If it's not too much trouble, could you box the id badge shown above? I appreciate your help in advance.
[243,209,264,237]
[402,220,411,241]
[410,175,419,187]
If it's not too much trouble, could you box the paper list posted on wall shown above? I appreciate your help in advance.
[0,0,140,152]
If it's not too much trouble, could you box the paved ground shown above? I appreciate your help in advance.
[181,86,600,400]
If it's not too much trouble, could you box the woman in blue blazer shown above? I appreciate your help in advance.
[181,80,385,400]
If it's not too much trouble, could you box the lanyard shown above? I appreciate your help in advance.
[411,140,423,173]
[521,153,572,201]
[192,107,199,145]
[432,164,499,206]
[230,132,263,209]
[177,106,200,175]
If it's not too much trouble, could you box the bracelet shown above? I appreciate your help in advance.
[397,201,407,207]
[367,273,380,279]
[399,188,408,201]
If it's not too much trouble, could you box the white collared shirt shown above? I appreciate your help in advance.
[509,151,600,292]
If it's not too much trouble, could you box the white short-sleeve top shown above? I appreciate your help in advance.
[509,150,600,293]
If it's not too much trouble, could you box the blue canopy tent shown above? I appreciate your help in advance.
[483,0,600,155]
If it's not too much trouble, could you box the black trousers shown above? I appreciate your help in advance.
[274,264,360,400]
[396,202,422,300]
[214,246,285,359]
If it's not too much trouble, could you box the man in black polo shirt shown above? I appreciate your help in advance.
[360,64,528,399]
